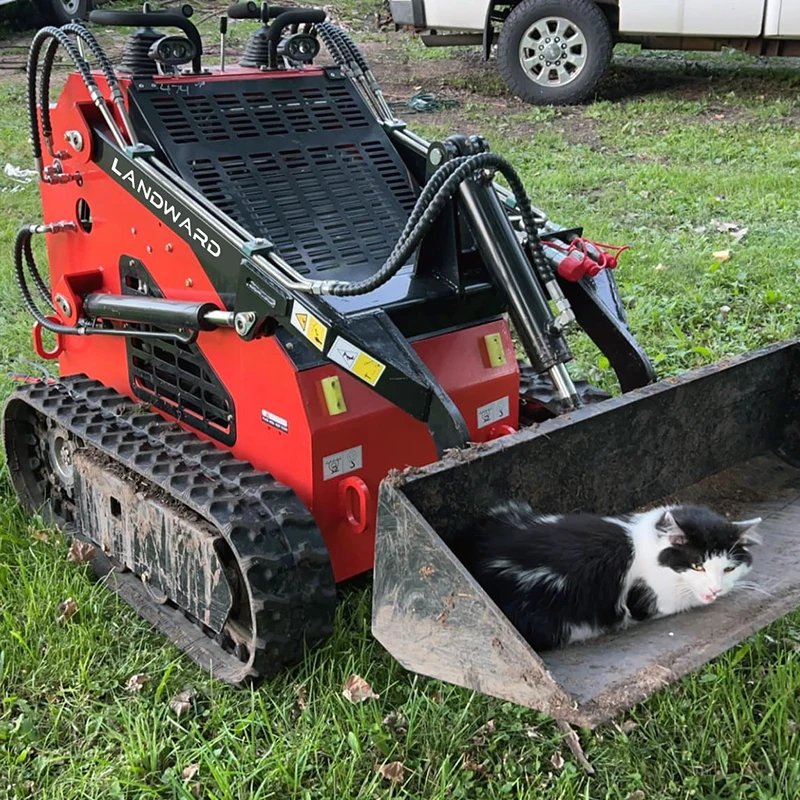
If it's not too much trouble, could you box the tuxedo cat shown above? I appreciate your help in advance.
[454,502,762,650]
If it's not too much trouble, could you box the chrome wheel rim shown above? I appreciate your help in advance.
[518,16,588,87]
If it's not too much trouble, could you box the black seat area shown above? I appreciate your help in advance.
[128,71,418,284]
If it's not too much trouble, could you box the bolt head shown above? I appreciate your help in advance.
[165,243,173,252]
[185,278,193,288]
[131,228,136,235]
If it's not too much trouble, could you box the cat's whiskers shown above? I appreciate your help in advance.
[732,581,773,598]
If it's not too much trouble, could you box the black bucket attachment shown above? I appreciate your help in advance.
[372,341,800,727]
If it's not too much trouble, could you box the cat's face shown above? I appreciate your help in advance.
[655,505,762,605]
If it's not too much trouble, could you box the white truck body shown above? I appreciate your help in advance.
[412,0,800,38]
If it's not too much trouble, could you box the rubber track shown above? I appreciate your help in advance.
[8,375,337,685]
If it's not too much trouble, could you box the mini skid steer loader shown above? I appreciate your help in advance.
[6,2,800,728]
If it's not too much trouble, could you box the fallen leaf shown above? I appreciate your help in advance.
[625,792,646,800]
[378,761,406,784]
[191,782,202,798]
[524,726,542,739]
[295,684,307,711]
[653,263,668,271]
[715,221,739,232]
[125,673,150,693]
[182,763,200,781]
[382,712,408,734]
[731,227,748,242]
[463,757,486,774]
[472,719,496,746]
[342,674,379,704]
[31,530,49,542]
[621,720,638,734]
[170,689,196,718]
[57,598,78,623]
[550,751,565,770]
[639,190,650,199]
[67,540,96,564]
[712,250,731,261]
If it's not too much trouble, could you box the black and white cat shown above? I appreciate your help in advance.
[454,502,763,650]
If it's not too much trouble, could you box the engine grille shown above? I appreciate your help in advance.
[121,258,236,446]
[131,73,417,281]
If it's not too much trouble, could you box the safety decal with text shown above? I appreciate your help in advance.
[327,335,386,387]
[290,301,328,351]
[322,445,363,481]
[477,396,510,429]
[261,409,289,433]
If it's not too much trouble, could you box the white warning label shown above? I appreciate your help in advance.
[327,335,386,387]
[477,396,510,429]
[322,445,363,481]
[261,409,289,433]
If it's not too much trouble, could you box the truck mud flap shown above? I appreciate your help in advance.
[372,340,800,727]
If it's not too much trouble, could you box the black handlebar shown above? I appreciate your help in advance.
[88,8,203,72]
[227,3,326,22]
[266,8,326,51]
[226,1,260,19]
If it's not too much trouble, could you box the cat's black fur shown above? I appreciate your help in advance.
[452,501,759,651]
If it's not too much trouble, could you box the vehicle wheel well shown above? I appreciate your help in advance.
[484,0,619,57]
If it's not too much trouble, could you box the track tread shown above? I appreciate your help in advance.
[6,376,337,685]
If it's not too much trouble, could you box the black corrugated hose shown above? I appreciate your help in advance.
[324,151,555,297]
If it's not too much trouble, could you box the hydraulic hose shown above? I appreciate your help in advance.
[26,26,125,171]
[60,23,137,145]
[14,227,78,335]
[320,151,552,297]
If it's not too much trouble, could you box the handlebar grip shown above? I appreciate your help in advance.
[88,9,203,71]
[226,1,259,19]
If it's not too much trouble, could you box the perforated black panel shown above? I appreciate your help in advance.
[130,73,417,280]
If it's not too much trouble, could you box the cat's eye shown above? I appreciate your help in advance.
[691,564,705,571]
[724,566,736,573]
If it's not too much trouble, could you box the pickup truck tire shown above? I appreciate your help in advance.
[33,0,91,24]
[497,0,613,105]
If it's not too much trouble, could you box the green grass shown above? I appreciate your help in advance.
[2,3,800,798]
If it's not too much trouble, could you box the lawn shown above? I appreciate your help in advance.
[1,1,800,798]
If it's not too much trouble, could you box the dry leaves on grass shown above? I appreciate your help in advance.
[170,689,196,718]
[382,712,408,735]
[625,791,646,800]
[57,598,78,623]
[342,674,379,704]
[125,674,150,693]
[715,221,749,242]
[472,719,496,746]
[550,751,565,770]
[31,530,49,542]
[181,763,200,781]
[67,540,96,564]
[712,250,731,262]
[377,761,406,784]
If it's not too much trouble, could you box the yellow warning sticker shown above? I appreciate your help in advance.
[352,353,385,386]
[328,335,386,387]
[290,302,328,351]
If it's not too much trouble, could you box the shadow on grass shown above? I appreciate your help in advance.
[601,51,800,103]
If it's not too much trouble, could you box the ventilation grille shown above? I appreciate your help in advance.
[121,260,236,446]
[132,75,417,279]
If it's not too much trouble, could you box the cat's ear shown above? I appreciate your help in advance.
[658,510,687,546]
[732,517,763,545]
